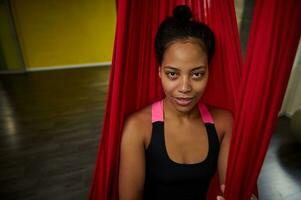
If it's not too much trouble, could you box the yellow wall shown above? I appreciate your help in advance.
[10,0,116,68]
[0,1,23,70]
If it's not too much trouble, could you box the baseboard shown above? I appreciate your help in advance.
[0,69,26,74]
[27,62,111,72]
[278,111,293,118]
[0,62,111,74]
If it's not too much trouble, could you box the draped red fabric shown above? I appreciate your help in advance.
[89,0,301,199]
[224,0,301,199]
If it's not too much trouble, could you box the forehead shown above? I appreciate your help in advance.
[162,40,208,70]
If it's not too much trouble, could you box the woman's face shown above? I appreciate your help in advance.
[159,40,209,113]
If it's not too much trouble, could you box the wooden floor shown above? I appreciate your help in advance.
[0,67,109,200]
[0,66,300,200]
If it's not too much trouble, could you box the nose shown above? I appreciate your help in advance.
[178,76,192,93]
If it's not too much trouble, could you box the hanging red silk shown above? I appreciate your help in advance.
[89,0,301,199]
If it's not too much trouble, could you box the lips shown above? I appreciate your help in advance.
[175,97,194,106]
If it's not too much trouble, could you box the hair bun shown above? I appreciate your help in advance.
[173,5,193,22]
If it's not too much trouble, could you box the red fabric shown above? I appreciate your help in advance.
[225,0,301,199]
[89,0,301,199]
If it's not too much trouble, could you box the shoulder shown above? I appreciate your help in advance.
[124,105,152,131]
[122,105,152,148]
[208,106,233,123]
[207,105,233,138]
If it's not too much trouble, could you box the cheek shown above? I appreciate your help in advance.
[161,78,178,94]
[192,77,209,93]
[193,82,207,93]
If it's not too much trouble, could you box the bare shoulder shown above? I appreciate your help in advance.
[122,105,152,148]
[208,106,233,122]
[207,105,233,138]
[124,105,152,132]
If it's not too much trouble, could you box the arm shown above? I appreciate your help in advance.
[215,110,233,200]
[119,116,146,200]
[216,111,258,200]
[217,110,233,185]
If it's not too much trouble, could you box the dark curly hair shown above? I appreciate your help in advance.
[155,5,215,65]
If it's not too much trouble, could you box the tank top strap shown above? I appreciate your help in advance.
[151,100,163,123]
[198,102,214,124]
[152,99,214,124]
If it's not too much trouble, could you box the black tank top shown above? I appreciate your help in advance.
[143,100,220,200]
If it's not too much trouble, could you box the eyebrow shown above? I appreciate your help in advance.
[163,65,206,71]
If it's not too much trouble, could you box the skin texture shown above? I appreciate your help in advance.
[119,39,232,200]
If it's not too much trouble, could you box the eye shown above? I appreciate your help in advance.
[166,72,178,79]
[192,71,205,79]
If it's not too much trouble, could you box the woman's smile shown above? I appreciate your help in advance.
[174,97,194,106]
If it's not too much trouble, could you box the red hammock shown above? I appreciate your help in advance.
[89,0,301,199]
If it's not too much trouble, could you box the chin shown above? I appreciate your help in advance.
[175,106,194,113]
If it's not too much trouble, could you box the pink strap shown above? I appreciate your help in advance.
[151,100,163,122]
[152,100,213,124]
[198,102,214,124]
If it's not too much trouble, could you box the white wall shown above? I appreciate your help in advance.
[280,41,301,117]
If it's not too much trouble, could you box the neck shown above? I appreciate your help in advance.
[163,98,200,123]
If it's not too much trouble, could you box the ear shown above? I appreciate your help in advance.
[158,66,162,78]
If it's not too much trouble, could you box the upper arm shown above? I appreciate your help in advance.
[119,115,146,200]
[216,110,233,185]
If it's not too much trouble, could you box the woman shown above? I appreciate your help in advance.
[119,5,250,200]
